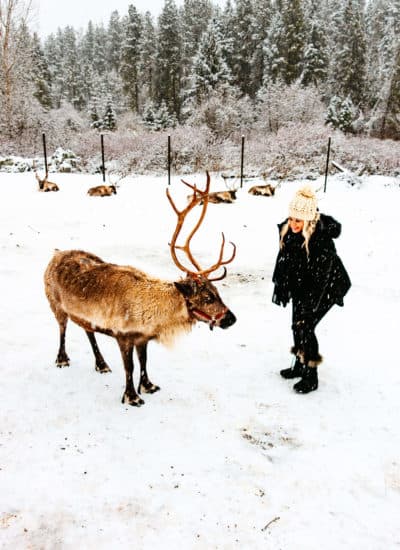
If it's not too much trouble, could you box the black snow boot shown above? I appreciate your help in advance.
[280,357,304,379]
[293,366,318,393]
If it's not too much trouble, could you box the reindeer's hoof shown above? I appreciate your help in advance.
[139,383,160,394]
[122,393,145,407]
[56,360,69,368]
[95,363,112,373]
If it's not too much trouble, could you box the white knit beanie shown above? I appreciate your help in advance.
[288,186,318,221]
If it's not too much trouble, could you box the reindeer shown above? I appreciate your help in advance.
[187,176,239,204]
[248,183,276,196]
[87,184,117,197]
[248,178,282,197]
[33,160,59,192]
[44,172,236,407]
[87,173,123,197]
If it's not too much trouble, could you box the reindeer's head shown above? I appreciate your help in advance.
[166,172,237,330]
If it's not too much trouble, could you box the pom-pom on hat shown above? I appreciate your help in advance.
[288,186,318,221]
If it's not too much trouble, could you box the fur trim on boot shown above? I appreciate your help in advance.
[307,354,323,368]
[293,366,318,393]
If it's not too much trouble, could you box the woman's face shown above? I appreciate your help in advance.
[288,217,304,233]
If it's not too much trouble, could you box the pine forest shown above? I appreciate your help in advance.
[0,0,399,177]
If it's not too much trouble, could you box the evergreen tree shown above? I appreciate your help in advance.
[62,26,85,109]
[301,0,328,88]
[325,95,357,132]
[43,30,65,108]
[120,4,142,113]
[250,0,273,95]
[103,98,117,130]
[181,0,214,64]
[230,0,256,95]
[81,20,95,66]
[187,17,232,105]
[90,100,102,129]
[263,8,286,84]
[263,0,306,85]
[139,12,157,104]
[142,99,176,130]
[328,0,367,106]
[93,24,107,75]
[219,0,236,75]
[31,32,52,110]
[107,11,123,72]
[155,0,183,119]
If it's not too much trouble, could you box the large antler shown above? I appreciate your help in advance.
[166,172,236,281]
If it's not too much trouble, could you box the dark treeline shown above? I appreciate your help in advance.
[1,0,399,156]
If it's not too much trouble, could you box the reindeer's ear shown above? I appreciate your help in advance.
[174,279,196,297]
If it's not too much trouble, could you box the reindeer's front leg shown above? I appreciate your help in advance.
[136,343,160,394]
[117,337,144,406]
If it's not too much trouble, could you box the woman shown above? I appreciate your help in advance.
[272,186,351,393]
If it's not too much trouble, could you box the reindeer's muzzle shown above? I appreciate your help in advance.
[219,310,236,329]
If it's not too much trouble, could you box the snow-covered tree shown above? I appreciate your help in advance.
[325,95,358,133]
[31,32,52,110]
[264,0,306,85]
[120,5,142,113]
[365,0,399,109]
[93,24,107,76]
[369,43,400,139]
[250,0,273,95]
[0,0,38,137]
[142,100,176,130]
[230,0,257,95]
[180,0,214,74]
[103,98,117,130]
[139,11,157,106]
[107,11,123,72]
[328,0,367,106]
[219,0,236,75]
[154,0,183,119]
[186,17,232,105]
[301,0,328,88]
[61,26,85,109]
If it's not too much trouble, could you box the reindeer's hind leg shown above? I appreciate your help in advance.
[55,315,70,367]
[117,337,144,407]
[137,343,160,394]
[85,331,112,373]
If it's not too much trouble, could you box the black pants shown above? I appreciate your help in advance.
[291,296,335,366]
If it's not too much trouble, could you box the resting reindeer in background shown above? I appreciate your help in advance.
[33,160,59,192]
[248,167,281,197]
[248,183,276,196]
[44,172,236,407]
[187,176,238,204]
[248,179,281,197]
[87,173,123,196]
[87,184,117,196]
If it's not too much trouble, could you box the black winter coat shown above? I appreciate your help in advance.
[272,214,351,310]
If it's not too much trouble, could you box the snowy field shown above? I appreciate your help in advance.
[0,170,399,549]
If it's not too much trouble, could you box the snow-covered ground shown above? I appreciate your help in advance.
[0,170,399,549]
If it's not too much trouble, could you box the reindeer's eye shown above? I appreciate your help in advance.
[204,293,216,304]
